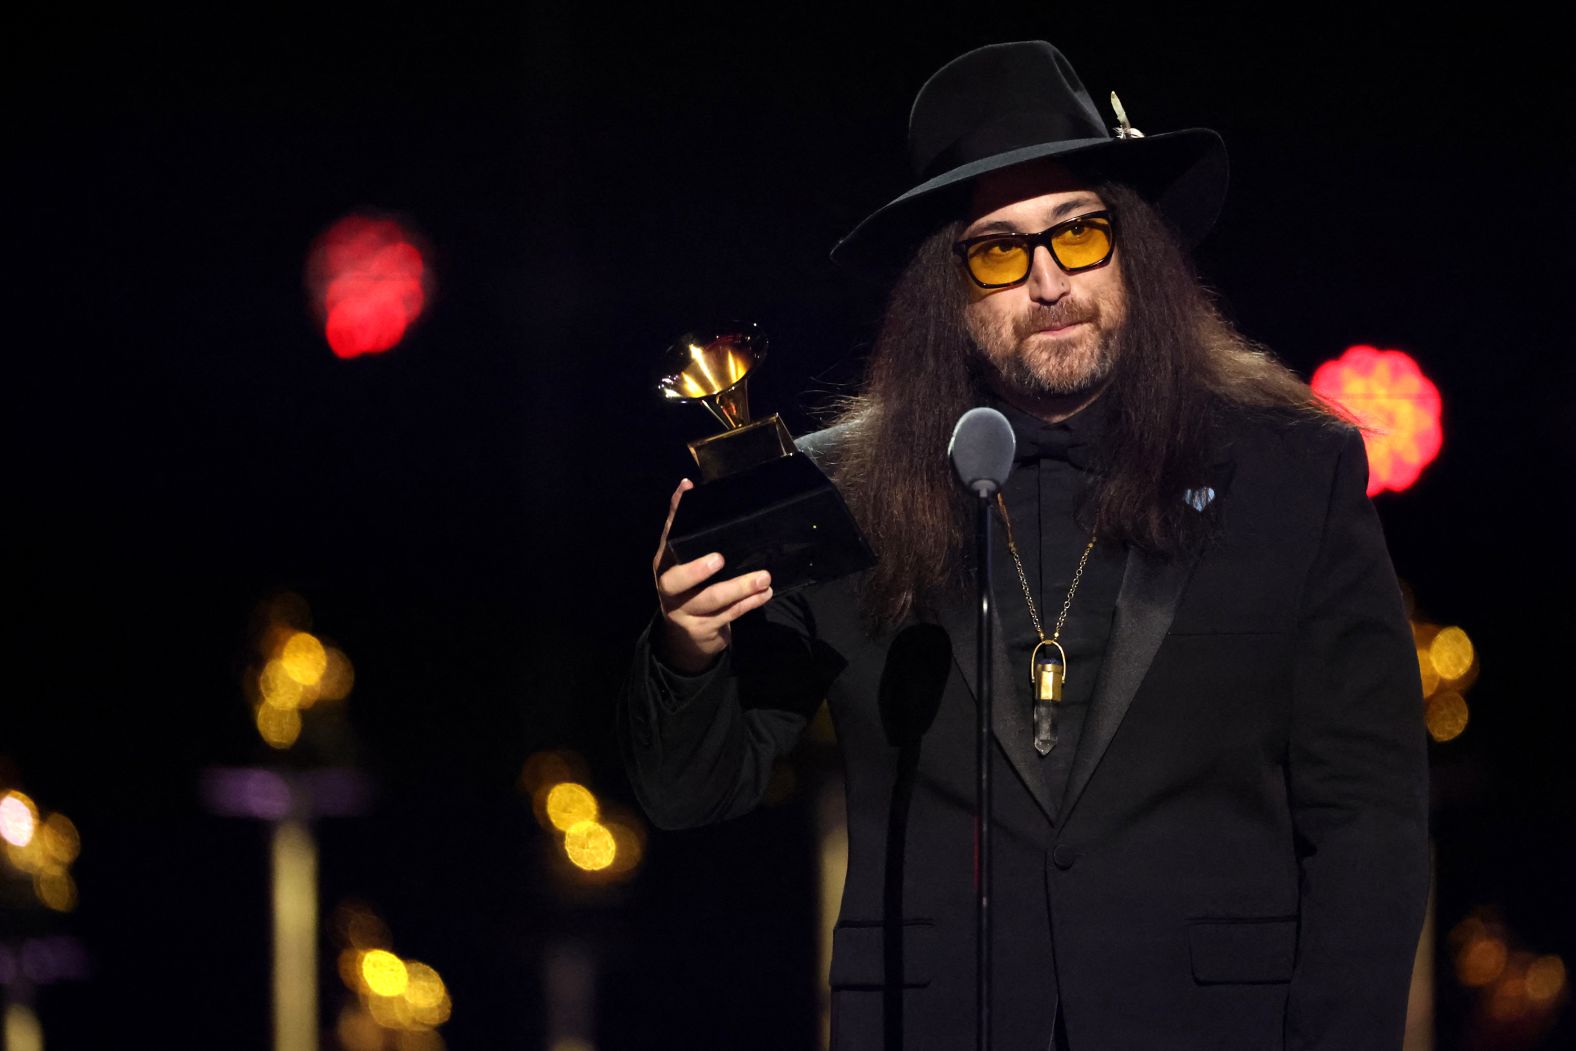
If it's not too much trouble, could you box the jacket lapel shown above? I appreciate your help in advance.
[1056,452,1233,824]
[938,594,1057,824]
[1055,547,1197,825]
[935,449,1234,828]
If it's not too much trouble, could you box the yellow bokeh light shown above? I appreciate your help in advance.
[1458,936,1508,987]
[256,703,303,749]
[519,751,576,795]
[402,961,446,1009]
[1430,626,1475,681]
[1415,647,1439,698]
[1487,973,1529,1021]
[282,632,329,686]
[336,903,393,950]
[368,990,416,1030]
[545,783,599,832]
[40,812,81,865]
[564,819,617,871]
[1425,691,1469,743]
[604,819,646,877]
[393,1028,447,1051]
[35,869,77,911]
[1526,955,1567,1002]
[339,948,370,992]
[402,961,452,1027]
[259,659,305,710]
[0,791,39,848]
[318,647,355,701]
[362,949,409,997]
[336,1004,385,1051]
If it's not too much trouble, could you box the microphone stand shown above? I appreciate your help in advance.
[973,485,993,1051]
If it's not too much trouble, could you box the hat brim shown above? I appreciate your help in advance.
[830,127,1227,276]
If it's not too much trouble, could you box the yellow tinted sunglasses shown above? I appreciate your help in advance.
[953,211,1116,289]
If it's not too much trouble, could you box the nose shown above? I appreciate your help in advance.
[1023,244,1071,304]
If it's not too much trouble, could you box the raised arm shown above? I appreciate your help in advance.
[618,479,832,829]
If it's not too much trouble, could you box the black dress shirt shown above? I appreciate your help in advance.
[988,397,1125,823]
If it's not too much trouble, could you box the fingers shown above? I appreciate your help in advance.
[658,552,727,597]
[649,477,773,674]
[652,478,695,575]
[664,566,773,618]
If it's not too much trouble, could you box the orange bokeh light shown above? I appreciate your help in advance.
[1311,345,1442,496]
[308,216,429,359]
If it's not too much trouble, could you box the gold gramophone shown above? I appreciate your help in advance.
[656,324,794,482]
[656,323,873,592]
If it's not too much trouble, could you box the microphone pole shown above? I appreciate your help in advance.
[948,408,1015,1051]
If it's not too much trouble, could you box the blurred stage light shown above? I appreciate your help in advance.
[563,819,617,872]
[308,215,430,359]
[1415,645,1440,698]
[394,1028,446,1051]
[1525,955,1567,1003]
[336,902,394,950]
[1458,934,1508,988]
[520,751,580,794]
[361,949,409,998]
[33,870,76,912]
[0,791,39,847]
[1429,626,1475,681]
[402,961,451,1027]
[1425,691,1469,743]
[40,813,80,865]
[281,631,329,686]
[256,703,303,749]
[368,989,417,1029]
[545,783,598,832]
[1311,345,1442,496]
[259,659,306,710]
[318,647,356,701]
[336,1003,384,1051]
[340,948,371,994]
[603,818,645,877]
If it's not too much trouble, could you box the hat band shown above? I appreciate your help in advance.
[917,108,1110,181]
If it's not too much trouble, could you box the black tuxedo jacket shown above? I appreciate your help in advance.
[620,411,1429,1050]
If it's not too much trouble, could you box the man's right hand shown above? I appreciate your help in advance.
[652,478,774,675]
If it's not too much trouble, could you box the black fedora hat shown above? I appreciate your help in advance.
[831,41,1228,272]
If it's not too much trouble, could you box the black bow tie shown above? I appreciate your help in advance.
[1012,417,1098,469]
[987,396,1104,469]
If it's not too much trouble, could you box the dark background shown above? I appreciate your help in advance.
[7,6,1573,1048]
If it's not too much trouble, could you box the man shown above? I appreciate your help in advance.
[620,41,1428,1049]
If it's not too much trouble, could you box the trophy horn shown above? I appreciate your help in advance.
[655,324,767,430]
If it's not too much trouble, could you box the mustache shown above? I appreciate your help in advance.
[1012,302,1098,340]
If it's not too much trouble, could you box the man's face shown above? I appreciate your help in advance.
[959,162,1126,400]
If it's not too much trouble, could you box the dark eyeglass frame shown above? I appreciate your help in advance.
[952,210,1117,289]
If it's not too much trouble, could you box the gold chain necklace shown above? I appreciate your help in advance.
[995,492,1097,756]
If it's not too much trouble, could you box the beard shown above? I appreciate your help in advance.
[966,298,1122,398]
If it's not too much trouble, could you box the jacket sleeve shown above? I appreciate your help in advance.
[1283,427,1430,1048]
[617,591,840,830]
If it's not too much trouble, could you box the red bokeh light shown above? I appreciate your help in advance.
[1311,345,1442,496]
[307,216,429,358]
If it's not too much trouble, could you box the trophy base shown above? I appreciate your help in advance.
[688,415,795,482]
[667,450,876,594]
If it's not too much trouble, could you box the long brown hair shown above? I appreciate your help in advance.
[824,181,1334,630]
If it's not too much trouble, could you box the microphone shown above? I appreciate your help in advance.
[949,407,1016,496]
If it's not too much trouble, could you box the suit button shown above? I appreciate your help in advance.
[1051,845,1078,870]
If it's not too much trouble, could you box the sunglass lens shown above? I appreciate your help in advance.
[1052,219,1112,269]
[966,240,1030,286]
